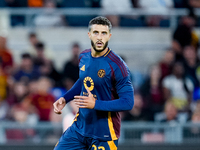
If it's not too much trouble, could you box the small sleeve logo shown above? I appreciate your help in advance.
[80,65,85,71]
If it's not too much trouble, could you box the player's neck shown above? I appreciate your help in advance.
[91,47,108,57]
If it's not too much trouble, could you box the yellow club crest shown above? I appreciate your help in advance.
[97,69,106,78]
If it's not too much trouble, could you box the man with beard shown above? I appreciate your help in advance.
[53,16,134,150]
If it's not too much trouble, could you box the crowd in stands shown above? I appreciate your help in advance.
[121,10,200,126]
[1,0,200,141]
[0,31,80,140]
[0,0,200,27]
[0,15,200,123]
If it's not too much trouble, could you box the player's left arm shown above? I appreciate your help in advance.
[74,73,134,111]
[93,76,134,111]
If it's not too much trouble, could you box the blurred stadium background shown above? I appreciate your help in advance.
[1,0,200,150]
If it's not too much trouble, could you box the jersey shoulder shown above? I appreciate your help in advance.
[106,50,129,78]
[79,49,91,62]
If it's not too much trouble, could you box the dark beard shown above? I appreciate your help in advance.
[91,40,108,53]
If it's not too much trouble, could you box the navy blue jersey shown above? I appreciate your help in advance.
[63,48,134,141]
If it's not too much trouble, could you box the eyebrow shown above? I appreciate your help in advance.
[93,30,108,33]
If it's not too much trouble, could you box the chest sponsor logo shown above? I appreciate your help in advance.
[80,65,85,71]
[97,69,106,78]
[83,76,94,91]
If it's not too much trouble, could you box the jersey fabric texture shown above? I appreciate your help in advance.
[62,48,134,141]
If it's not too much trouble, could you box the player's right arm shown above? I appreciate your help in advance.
[53,97,66,114]
[53,79,82,114]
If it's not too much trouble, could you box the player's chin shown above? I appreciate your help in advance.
[95,47,104,52]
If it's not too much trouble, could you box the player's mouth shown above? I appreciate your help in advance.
[96,41,103,47]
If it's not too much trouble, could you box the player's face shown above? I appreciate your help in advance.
[88,24,111,53]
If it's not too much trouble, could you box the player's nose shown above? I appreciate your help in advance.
[97,34,102,40]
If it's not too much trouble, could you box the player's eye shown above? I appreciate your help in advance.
[102,32,107,35]
[93,31,98,34]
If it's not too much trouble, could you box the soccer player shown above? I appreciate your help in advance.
[53,16,134,150]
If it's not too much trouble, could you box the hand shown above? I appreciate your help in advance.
[74,88,96,109]
[53,97,66,114]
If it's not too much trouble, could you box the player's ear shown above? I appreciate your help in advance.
[108,33,112,39]
[88,32,91,39]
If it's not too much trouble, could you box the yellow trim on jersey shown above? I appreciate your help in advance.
[108,112,118,140]
[104,49,111,57]
[107,140,117,150]
[55,141,59,147]
[71,112,79,125]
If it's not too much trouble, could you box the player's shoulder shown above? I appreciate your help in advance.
[80,49,91,55]
[106,50,129,77]
[79,49,91,61]
[107,50,126,67]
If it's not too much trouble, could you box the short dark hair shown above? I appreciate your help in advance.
[72,42,80,48]
[88,16,112,32]
[21,53,32,59]
[35,42,44,50]
[28,32,37,38]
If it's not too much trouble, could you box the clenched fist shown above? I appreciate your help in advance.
[53,97,66,114]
